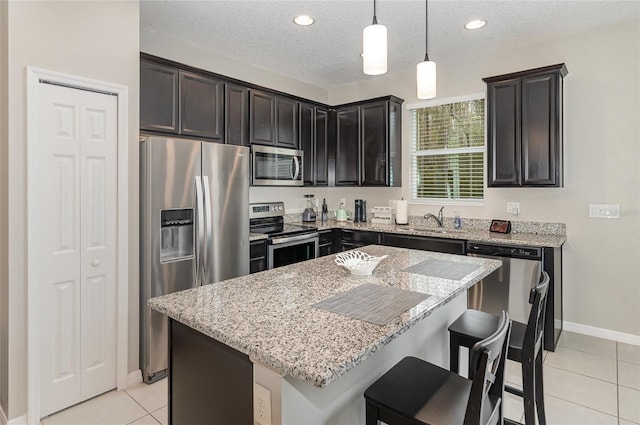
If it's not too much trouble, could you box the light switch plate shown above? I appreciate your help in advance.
[254,383,272,425]
[589,203,620,218]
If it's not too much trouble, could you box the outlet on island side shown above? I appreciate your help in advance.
[254,383,272,425]
[507,202,520,215]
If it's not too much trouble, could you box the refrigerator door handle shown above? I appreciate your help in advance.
[202,175,213,286]
[291,156,300,181]
[194,176,205,287]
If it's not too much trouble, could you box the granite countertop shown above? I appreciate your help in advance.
[249,232,268,241]
[312,220,566,248]
[149,245,501,388]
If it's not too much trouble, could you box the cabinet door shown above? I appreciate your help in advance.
[360,101,388,186]
[249,90,276,145]
[335,106,360,185]
[300,103,315,185]
[315,108,329,186]
[382,234,465,255]
[276,97,298,148]
[249,240,267,274]
[140,60,179,134]
[225,83,249,146]
[179,71,224,140]
[487,79,521,186]
[521,73,560,186]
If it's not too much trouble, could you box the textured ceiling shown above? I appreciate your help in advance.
[140,0,639,88]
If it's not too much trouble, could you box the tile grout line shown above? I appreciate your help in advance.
[541,392,620,421]
[122,390,156,422]
[544,363,618,386]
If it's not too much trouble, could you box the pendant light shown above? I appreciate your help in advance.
[362,0,387,75]
[417,0,436,99]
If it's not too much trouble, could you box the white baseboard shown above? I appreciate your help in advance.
[126,370,143,388]
[6,414,27,425]
[564,321,640,346]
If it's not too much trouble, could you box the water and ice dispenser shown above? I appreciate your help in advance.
[160,209,194,262]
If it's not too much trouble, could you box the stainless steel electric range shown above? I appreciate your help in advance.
[249,202,319,269]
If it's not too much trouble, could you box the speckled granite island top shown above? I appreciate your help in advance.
[149,245,501,388]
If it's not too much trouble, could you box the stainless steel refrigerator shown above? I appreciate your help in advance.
[139,135,249,383]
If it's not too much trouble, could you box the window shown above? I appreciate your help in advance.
[410,95,485,204]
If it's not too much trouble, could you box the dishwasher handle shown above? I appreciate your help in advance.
[466,242,542,260]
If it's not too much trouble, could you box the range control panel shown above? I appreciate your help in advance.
[249,202,285,219]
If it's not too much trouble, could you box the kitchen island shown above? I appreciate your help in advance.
[149,245,501,424]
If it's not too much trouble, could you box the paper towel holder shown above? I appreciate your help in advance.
[395,198,409,225]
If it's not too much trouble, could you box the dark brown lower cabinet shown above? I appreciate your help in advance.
[340,229,380,251]
[318,229,338,256]
[169,320,253,425]
[382,234,466,255]
[250,240,267,273]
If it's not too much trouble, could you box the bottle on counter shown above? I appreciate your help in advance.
[321,198,328,222]
[454,211,462,229]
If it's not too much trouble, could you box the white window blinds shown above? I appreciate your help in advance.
[410,96,485,203]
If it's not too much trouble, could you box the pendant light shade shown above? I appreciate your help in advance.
[417,58,437,99]
[363,0,387,75]
[417,0,436,99]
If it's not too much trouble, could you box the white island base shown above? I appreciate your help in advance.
[253,292,466,425]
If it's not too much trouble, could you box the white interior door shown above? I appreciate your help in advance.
[36,82,117,417]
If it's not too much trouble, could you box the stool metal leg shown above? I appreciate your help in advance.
[535,349,547,425]
[450,334,460,374]
[365,401,379,425]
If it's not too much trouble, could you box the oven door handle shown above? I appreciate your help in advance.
[270,232,319,245]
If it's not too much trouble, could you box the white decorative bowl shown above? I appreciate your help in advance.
[334,251,388,276]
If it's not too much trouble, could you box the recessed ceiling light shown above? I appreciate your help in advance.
[465,19,487,30]
[294,15,314,26]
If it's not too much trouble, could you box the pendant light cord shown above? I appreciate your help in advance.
[372,0,378,25]
[424,0,430,62]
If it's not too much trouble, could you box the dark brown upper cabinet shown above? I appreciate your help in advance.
[484,64,567,187]
[140,58,224,141]
[179,71,224,141]
[335,106,360,185]
[249,90,299,148]
[300,103,329,186]
[140,59,179,134]
[334,96,403,187]
[225,83,249,146]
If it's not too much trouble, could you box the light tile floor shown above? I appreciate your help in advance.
[41,331,640,424]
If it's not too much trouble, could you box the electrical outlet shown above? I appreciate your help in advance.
[589,203,620,218]
[253,383,272,425]
[339,198,346,208]
[507,202,520,215]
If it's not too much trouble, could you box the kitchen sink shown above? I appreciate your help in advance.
[395,227,450,234]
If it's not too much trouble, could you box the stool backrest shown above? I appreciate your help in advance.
[465,310,511,425]
[525,271,550,358]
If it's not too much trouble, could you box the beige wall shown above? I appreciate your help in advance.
[0,0,9,417]
[140,30,328,105]
[144,20,640,338]
[326,21,640,336]
[3,1,139,420]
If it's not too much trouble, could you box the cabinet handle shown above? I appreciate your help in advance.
[91,260,101,267]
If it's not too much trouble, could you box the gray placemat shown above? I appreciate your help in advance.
[402,258,480,280]
[313,283,430,326]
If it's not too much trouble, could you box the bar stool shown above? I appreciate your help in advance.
[448,272,550,425]
[364,311,511,425]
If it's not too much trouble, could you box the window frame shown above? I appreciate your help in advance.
[406,93,486,206]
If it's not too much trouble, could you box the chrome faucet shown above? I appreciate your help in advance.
[424,206,444,227]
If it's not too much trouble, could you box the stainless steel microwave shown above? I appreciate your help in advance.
[251,145,304,186]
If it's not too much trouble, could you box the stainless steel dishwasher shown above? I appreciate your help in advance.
[467,242,542,324]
